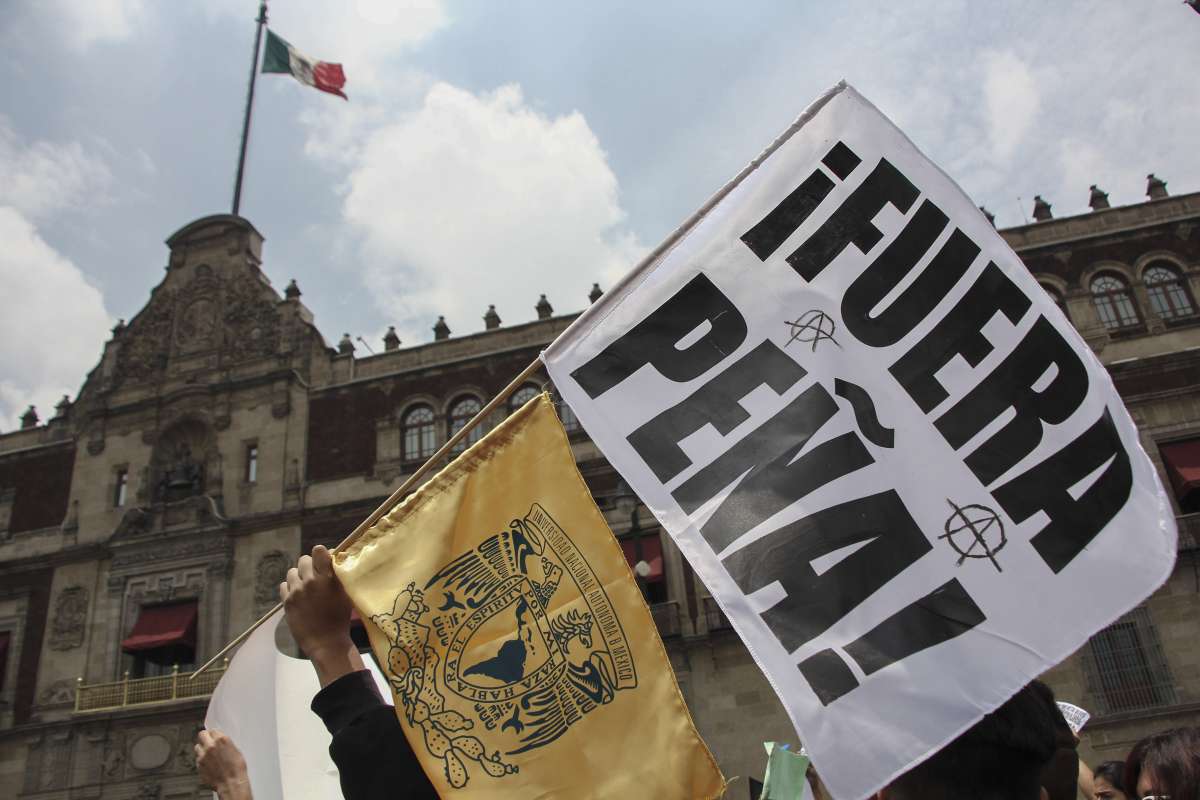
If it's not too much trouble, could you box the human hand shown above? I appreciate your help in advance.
[279,545,363,686]
[195,729,251,800]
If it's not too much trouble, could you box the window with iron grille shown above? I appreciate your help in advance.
[1144,263,1196,321]
[509,384,539,413]
[1040,283,1068,320]
[1083,606,1176,715]
[1090,273,1140,330]
[402,405,436,461]
[448,396,485,454]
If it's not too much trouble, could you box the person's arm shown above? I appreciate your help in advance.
[195,729,253,800]
[1076,757,1095,800]
[280,545,437,800]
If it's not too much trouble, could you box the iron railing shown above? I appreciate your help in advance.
[650,601,680,638]
[75,661,227,713]
[1177,512,1199,551]
[702,596,732,632]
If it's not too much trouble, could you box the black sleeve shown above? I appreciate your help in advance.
[311,670,439,800]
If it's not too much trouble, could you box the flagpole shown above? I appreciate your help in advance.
[191,355,547,678]
[232,0,268,216]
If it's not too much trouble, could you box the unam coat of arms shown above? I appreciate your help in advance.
[371,503,638,789]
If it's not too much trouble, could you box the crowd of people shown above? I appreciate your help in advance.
[193,545,1200,800]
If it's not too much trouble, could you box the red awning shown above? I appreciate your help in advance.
[620,536,664,582]
[121,601,198,654]
[1160,439,1200,498]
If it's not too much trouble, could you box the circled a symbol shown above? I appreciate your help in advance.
[784,309,839,352]
[940,499,1006,573]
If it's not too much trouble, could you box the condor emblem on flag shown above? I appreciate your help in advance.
[333,395,724,798]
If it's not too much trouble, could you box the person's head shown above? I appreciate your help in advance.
[878,681,1060,800]
[1032,681,1081,800]
[1093,760,1130,800]
[1125,727,1200,800]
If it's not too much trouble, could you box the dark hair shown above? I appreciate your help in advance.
[1124,727,1200,799]
[1034,681,1081,800]
[1093,760,1125,790]
[886,681,1060,800]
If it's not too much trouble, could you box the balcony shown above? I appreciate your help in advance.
[650,601,680,638]
[703,596,732,632]
[75,662,227,713]
[1178,513,1199,552]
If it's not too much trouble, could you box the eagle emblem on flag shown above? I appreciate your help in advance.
[371,503,638,789]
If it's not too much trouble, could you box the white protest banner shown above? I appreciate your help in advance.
[205,616,391,800]
[542,82,1177,799]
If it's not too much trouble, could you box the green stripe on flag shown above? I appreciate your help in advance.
[261,30,293,74]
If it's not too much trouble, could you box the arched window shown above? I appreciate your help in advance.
[1144,263,1195,321]
[1040,283,1068,318]
[402,405,436,462]
[509,384,539,413]
[559,401,581,434]
[448,396,485,454]
[1090,274,1140,330]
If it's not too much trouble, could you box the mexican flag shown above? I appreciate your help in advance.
[261,29,347,100]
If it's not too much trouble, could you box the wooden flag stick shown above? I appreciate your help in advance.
[191,356,546,679]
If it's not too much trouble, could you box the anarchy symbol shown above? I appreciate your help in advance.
[784,309,840,352]
[940,499,1006,573]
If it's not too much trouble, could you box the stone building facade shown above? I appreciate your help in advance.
[0,187,1197,797]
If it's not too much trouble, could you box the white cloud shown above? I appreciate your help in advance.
[0,121,115,429]
[0,207,112,431]
[52,0,146,50]
[322,82,644,339]
[0,117,112,220]
[981,50,1041,162]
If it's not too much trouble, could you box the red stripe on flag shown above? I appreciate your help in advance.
[313,62,347,100]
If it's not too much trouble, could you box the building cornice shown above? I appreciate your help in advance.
[1000,192,1200,254]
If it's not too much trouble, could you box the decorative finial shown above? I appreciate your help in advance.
[111,319,126,337]
[285,279,301,300]
[1146,173,1168,200]
[433,316,451,341]
[589,283,603,304]
[20,405,38,429]
[54,395,71,418]
[1088,185,1110,211]
[483,304,501,330]
[383,326,400,351]
[535,294,553,320]
[337,332,355,354]
[1032,195,1053,222]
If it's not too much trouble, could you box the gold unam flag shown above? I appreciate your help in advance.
[333,394,725,798]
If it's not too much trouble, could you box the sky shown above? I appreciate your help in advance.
[1,0,1198,430]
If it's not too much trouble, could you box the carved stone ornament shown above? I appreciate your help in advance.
[115,288,175,384]
[223,280,280,362]
[176,729,199,773]
[254,551,289,611]
[102,733,125,778]
[49,585,88,650]
[135,781,162,800]
[130,734,171,771]
[38,679,76,705]
[174,297,218,354]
